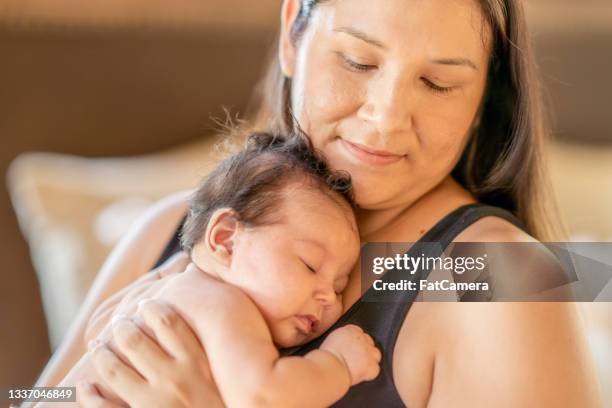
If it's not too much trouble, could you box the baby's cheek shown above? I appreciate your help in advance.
[320,300,344,332]
[268,321,297,348]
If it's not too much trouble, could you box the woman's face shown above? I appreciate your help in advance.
[280,0,492,209]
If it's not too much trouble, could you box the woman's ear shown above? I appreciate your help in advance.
[279,0,301,78]
[202,208,240,267]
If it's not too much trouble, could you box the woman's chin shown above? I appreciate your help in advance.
[351,182,402,210]
[323,149,405,208]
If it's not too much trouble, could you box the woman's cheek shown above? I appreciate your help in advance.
[419,100,473,152]
[305,61,363,126]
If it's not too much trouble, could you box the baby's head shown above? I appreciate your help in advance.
[181,132,360,347]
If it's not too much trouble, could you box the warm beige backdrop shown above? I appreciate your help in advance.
[0,0,279,29]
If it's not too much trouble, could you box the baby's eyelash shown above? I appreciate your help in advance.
[303,260,316,273]
[422,78,454,94]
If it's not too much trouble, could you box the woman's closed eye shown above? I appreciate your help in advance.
[336,52,377,73]
[337,51,455,95]
[421,77,455,94]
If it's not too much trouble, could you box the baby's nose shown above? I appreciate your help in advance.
[314,286,336,305]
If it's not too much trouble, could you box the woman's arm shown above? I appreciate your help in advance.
[34,190,191,387]
[425,302,601,407]
[394,221,602,407]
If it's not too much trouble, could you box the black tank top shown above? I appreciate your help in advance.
[154,203,527,407]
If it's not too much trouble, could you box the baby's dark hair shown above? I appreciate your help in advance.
[180,131,354,252]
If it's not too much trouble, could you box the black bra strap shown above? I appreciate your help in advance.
[420,203,528,248]
[378,202,528,351]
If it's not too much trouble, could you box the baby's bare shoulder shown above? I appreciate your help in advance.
[156,268,259,322]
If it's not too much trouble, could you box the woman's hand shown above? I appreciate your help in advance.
[79,299,224,408]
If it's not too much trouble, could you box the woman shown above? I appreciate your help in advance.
[37,0,600,406]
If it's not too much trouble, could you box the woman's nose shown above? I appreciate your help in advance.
[358,72,414,136]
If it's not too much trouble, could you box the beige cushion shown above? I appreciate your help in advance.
[7,136,220,347]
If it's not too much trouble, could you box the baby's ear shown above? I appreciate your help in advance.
[201,208,239,267]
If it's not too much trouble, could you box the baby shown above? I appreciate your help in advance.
[50,132,380,407]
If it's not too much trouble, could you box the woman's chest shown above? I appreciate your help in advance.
[392,301,438,407]
[342,262,438,407]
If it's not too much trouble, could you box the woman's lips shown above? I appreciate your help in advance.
[339,139,405,166]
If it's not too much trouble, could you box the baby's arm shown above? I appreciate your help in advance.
[159,270,380,408]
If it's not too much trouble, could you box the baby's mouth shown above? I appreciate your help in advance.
[295,314,320,335]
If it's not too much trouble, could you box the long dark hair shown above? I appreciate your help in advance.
[246,0,562,241]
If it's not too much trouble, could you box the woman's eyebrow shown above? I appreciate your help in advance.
[429,57,478,71]
[333,26,387,50]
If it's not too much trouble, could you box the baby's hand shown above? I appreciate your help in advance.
[320,324,381,385]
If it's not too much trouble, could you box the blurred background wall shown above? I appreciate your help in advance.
[0,0,280,393]
[0,0,610,403]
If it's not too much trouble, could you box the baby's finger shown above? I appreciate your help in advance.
[372,346,382,363]
[138,299,207,363]
[364,361,381,382]
[76,381,125,408]
[90,344,146,403]
[346,324,363,333]
[112,317,172,380]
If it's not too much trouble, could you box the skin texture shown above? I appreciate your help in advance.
[35,0,601,406]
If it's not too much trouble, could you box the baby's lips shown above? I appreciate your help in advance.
[309,316,321,332]
[296,314,320,334]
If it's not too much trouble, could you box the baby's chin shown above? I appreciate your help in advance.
[271,326,314,349]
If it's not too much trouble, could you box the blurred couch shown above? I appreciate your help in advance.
[2,0,611,400]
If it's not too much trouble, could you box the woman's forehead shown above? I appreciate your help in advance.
[313,0,491,58]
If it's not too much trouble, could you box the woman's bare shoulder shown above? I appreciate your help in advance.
[455,213,536,243]
[394,208,601,405]
[420,302,600,407]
